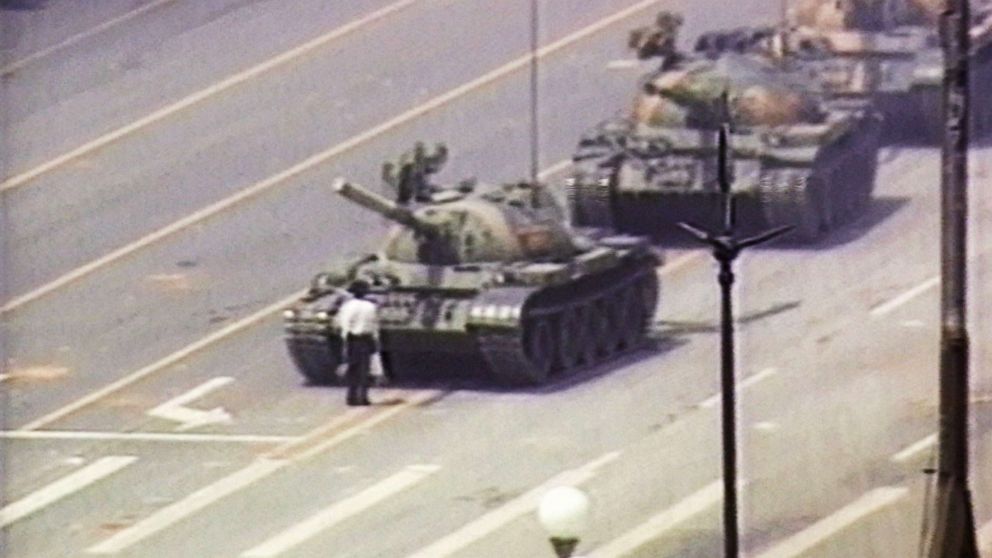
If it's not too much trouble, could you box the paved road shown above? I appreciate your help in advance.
[2,1,991,557]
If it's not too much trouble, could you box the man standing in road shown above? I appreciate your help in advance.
[338,279,379,406]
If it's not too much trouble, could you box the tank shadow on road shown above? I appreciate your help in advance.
[377,336,689,395]
[653,196,909,251]
[654,300,801,337]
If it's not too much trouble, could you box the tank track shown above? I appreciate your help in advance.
[476,256,659,386]
[285,335,343,385]
[757,111,881,241]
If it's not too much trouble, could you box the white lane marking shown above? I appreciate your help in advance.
[0,0,661,314]
[0,0,178,76]
[698,367,779,409]
[890,433,937,463]
[241,464,440,557]
[18,290,303,431]
[658,252,703,277]
[84,390,439,554]
[404,451,620,558]
[537,159,572,179]
[0,430,295,444]
[869,276,939,317]
[979,518,992,551]
[753,421,780,432]
[86,458,284,555]
[753,487,909,558]
[0,0,420,192]
[0,456,137,528]
[587,480,722,558]
[605,59,642,70]
[147,376,234,431]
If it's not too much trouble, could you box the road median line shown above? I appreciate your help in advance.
[1,0,659,315]
[0,0,421,192]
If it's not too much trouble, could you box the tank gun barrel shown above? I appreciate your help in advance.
[332,178,438,236]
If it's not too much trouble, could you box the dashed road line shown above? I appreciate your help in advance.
[890,433,937,463]
[0,0,660,314]
[869,276,939,318]
[0,430,296,444]
[241,464,440,557]
[85,390,439,555]
[404,451,620,558]
[753,487,909,558]
[0,0,178,77]
[587,480,722,558]
[0,456,137,528]
[698,367,779,409]
[0,0,421,192]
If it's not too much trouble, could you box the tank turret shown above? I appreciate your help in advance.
[284,145,662,387]
[570,50,882,242]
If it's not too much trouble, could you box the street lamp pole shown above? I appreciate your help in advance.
[922,0,979,555]
[678,123,792,558]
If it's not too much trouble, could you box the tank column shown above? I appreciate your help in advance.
[677,123,793,558]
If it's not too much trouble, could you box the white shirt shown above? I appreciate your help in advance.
[337,298,379,338]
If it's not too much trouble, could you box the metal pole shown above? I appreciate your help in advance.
[923,0,979,555]
[678,124,792,558]
[529,0,540,183]
[719,255,739,558]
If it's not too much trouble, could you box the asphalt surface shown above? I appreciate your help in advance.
[2,1,991,557]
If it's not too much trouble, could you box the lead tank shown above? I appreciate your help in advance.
[693,1,992,139]
[283,153,660,386]
[568,52,882,242]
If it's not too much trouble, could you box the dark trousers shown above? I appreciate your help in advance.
[345,334,376,405]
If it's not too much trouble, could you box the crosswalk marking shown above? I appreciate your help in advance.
[85,390,438,554]
[86,458,284,554]
[1,456,137,528]
[241,465,440,557]
[588,480,722,557]
[753,487,908,558]
[404,451,620,558]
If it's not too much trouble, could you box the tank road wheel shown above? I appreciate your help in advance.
[554,307,584,372]
[619,287,647,349]
[759,169,824,243]
[575,304,598,366]
[594,293,625,356]
[522,318,554,383]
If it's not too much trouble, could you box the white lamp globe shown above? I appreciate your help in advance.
[538,486,591,539]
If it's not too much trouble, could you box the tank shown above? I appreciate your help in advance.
[568,52,883,242]
[692,1,992,139]
[283,150,661,387]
